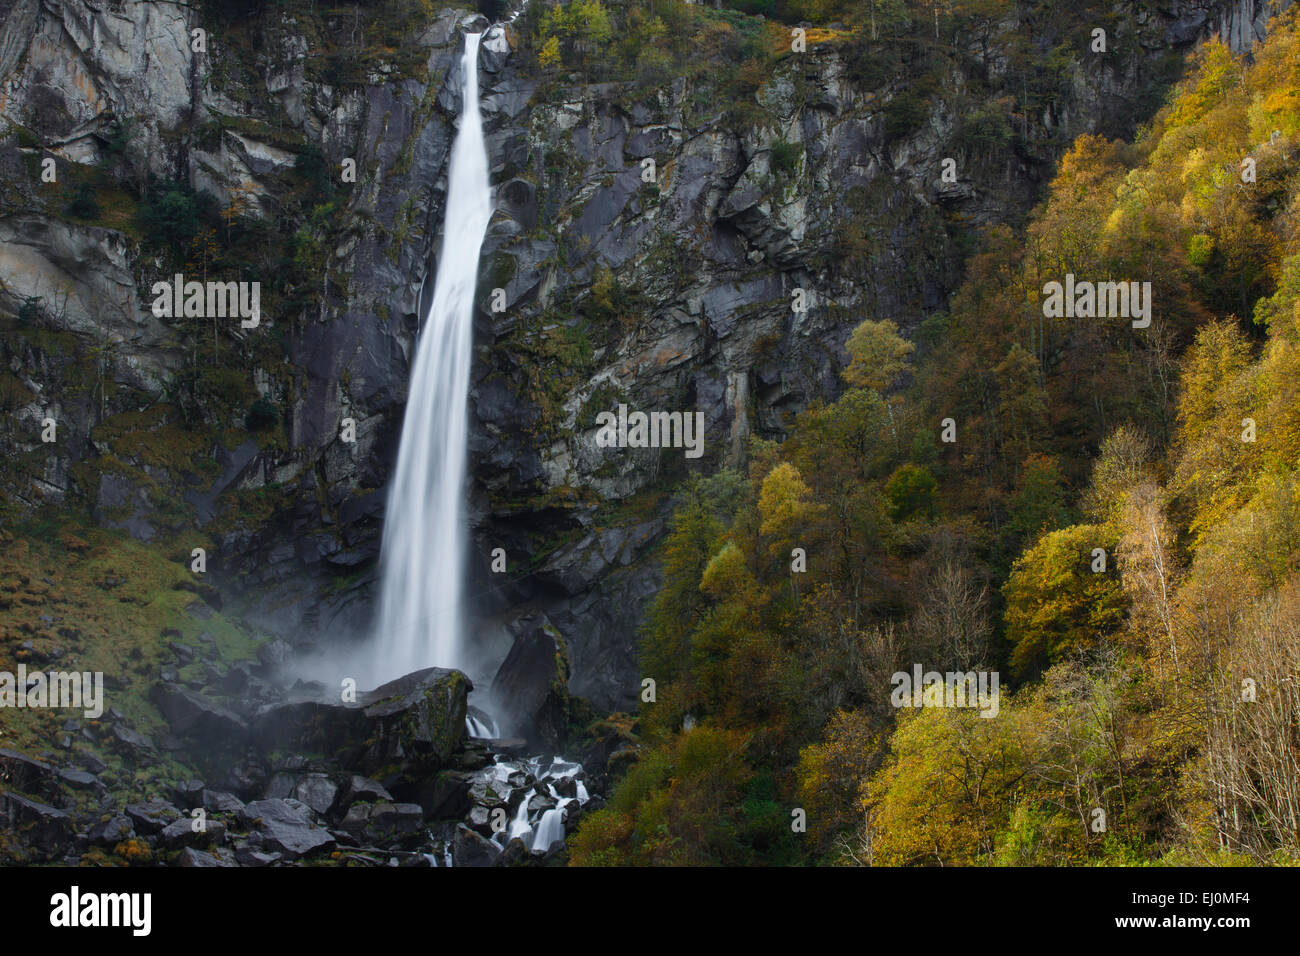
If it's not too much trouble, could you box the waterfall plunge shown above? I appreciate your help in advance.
[369,32,492,687]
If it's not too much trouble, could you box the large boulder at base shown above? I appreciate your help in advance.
[490,616,570,750]
[250,667,471,779]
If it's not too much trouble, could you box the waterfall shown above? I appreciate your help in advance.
[369,31,492,686]
[531,808,566,854]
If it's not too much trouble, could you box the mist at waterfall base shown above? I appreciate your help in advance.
[297,31,494,695]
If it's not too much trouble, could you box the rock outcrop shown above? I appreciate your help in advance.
[490,614,570,750]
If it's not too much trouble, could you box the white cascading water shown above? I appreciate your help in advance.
[369,32,492,687]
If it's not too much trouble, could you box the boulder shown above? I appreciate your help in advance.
[159,816,227,850]
[234,846,281,866]
[109,724,157,760]
[57,768,102,792]
[289,773,340,817]
[125,799,181,835]
[495,837,532,867]
[0,748,59,799]
[338,775,393,813]
[490,617,570,750]
[221,760,269,799]
[357,668,471,770]
[450,823,498,868]
[527,792,558,814]
[467,775,510,809]
[416,770,472,820]
[466,804,496,837]
[0,792,73,861]
[263,772,296,800]
[150,684,249,773]
[176,847,228,867]
[250,667,470,779]
[86,814,135,846]
[171,779,205,809]
[201,789,245,814]
[237,799,335,861]
[338,801,424,845]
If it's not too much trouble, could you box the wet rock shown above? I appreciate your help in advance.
[338,801,424,845]
[495,836,531,867]
[490,616,570,750]
[450,823,498,868]
[0,792,73,861]
[151,683,248,744]
[486,736,529,755]
[234,845,281,867]
[171,779,206,809]
[338,775,393,813]
[125,799,181,835]
[455,739,495,772]
[527,792,558,814]
[416,770,472,820]
[109,724,157,760]
[86,814,135,847]
[0,748,59,798]
[467,775,510,810]
[251,667,470,779]
[201,789,245,814]
[176,847,228,867]
[466,804,496,837]
[221,760,269,800]
[160,816,226,850]
[289,773,340,817]
[237,799,335,860]
[57,768,102,792]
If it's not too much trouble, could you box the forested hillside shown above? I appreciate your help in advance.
[571,4,1300,866]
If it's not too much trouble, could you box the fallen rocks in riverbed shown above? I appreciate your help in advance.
[0,664,601,867]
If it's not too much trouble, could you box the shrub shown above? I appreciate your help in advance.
[244,397,279,431]
[770,139,802,178]
[64,182,101,220]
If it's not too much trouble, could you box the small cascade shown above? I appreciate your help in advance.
[531,808,566,854]
[465,713,499,738]
[479,754,592,855]
[507,798,532,842]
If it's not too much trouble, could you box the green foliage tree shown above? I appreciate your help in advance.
[842,318,914,394]
[884,463,937,522]
[1003,524,1127,677]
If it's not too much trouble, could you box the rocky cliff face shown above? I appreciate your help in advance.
[0,0,1290,711]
